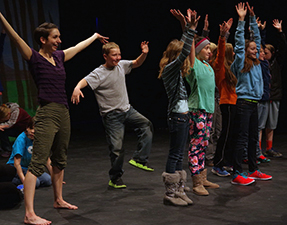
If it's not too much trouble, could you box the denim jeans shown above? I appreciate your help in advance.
[165,112,189,173]
[233,99,258,173]
[213,104,236,168]
[102,106,153,181]
[12,168,52,188]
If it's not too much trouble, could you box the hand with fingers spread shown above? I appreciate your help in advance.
[170,9,186,31]
[236,2,247,21]
[246,2,255,17]
[95,33,109,44]
[220,21,231,37]
[186,9,200,30]
[273,19,283,32]
[256,17,266,30]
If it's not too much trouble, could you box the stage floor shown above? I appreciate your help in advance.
[1,129,287,225]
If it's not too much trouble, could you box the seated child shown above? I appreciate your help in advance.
[6,117,52,188]
[0,102,31,157]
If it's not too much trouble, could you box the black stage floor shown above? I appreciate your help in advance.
[0,129,287,225]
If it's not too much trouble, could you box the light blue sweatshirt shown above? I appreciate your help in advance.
[231,16,263,100]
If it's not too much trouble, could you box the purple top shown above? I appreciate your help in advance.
[27,48,68,108]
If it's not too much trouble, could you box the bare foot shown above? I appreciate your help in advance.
[24,214,51,225]
[53,200,78,210]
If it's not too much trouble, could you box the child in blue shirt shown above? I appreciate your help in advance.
[7,117,52,189]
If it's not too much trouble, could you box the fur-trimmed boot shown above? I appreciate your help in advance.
[162,172,188,206]
[176,170,193,205]
[201,168,219,188]
[176,170,191,192]
[192,173,209,196]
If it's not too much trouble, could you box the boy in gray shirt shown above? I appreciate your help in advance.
[71,41,153,188]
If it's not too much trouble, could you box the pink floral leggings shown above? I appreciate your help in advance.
[188,110,213,176]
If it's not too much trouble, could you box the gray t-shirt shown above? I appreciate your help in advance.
[84,60,133,115]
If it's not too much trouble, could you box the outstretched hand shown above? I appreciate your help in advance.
[256,17,266,30]
[170,9,186,24]
[204,14,209,31]
[220,18,233,37]
[0,125,9,131]
[71,88,84,105]
[96,33,109,44]
[141,41,149,54]
[186,9,200,30]
[273,19,283,32]
[236,2,247,21]
[246,2,255,17]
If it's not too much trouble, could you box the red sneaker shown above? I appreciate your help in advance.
[231,173,255,186]
[248,170,272,180]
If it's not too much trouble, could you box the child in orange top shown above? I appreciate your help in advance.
[210,19,238,177]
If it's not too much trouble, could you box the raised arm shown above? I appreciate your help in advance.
[231,3,247,75]
[132,41,149,69]
[71,78,88,105]
[248,3,261,55]
[273,19,287,67]
[0,12,32,60]
[63,33,108,62]
[202,14,210,37]
[188,9,200,68]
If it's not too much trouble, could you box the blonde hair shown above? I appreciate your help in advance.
[209,42,218,62]
[102,42,120,55]
[158,39,190,78]
[0,104,10,121]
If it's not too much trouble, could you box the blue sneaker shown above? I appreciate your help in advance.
[17,184,24,194]
[211,166,230,177]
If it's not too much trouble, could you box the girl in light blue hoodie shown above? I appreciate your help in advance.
[230,2,272,186]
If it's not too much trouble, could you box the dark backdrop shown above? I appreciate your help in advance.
[58,0,287,134]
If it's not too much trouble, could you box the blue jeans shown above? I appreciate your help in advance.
[12,168,52,189]
[102,106,153,181]
[233,99,258,173]
[165,113,189,173]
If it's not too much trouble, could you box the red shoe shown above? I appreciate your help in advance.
[257,155,270,163]
[248,170,272,180]
[231,172,255,186]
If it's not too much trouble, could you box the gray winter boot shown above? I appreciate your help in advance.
[176,170,193,205]
[162,172,188,206]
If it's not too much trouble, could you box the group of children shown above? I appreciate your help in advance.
[159,2,285,206]
[0,1,285,224]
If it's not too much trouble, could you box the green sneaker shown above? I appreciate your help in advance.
[128,159,154,172]
[108,178,127,189]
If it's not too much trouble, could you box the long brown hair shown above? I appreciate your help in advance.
[241,40,260,73]
[158,39,190,78]
[224,43,237,90]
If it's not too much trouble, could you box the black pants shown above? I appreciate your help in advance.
[232,99,258,173]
